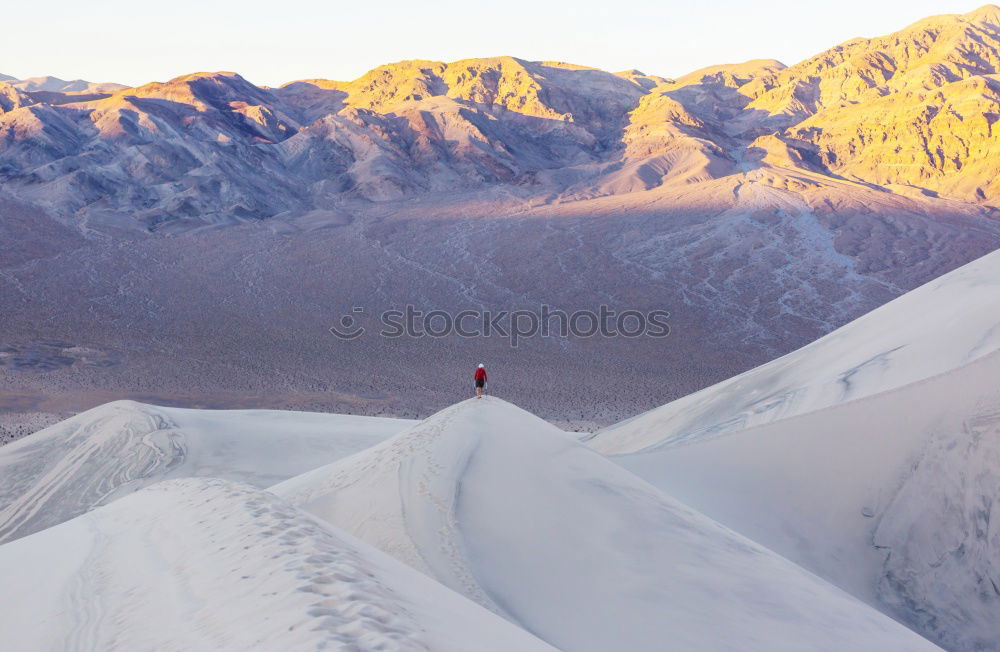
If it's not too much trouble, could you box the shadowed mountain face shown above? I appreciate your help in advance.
[1,8,999,427]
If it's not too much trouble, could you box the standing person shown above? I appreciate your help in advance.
[473,363,487,398]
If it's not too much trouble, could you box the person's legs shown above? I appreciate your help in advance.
[476,385,483,398]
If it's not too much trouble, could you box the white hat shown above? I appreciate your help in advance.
[478,363,484,368]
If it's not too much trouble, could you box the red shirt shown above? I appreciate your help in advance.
[474,368,487,382]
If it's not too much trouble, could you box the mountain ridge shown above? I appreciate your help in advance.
[6,5,1000,218]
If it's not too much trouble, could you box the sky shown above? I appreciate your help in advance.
[1,1,988,87]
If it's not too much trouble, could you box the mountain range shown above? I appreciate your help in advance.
[8,6,1000,215]
[2,6,1000,430]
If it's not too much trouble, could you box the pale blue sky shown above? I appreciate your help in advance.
[1,1,987,87]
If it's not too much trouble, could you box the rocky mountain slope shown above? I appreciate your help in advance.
[5,8,1000,221]
[741,4,1000,203]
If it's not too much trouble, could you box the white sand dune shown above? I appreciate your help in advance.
[0,477,552,651]
[0,400,413,544]
[615,351,1000,650]
[273,397,936,652]
[589,249,1000,454]
[591,250,1000,650]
